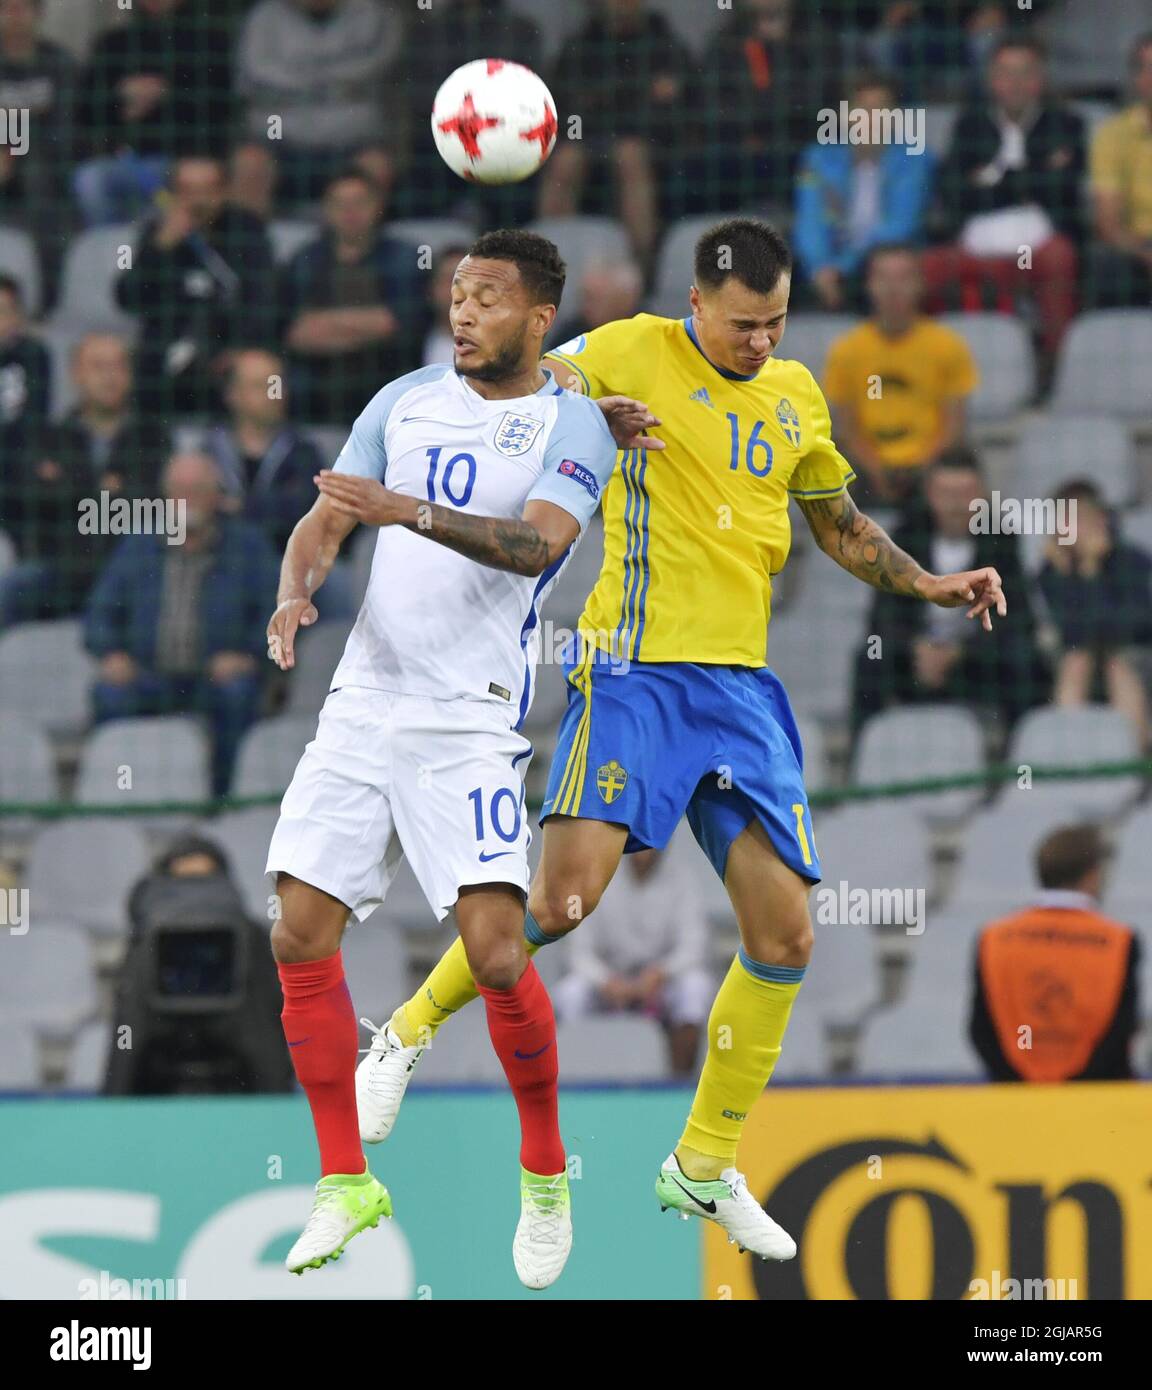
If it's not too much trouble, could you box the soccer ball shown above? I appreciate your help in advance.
[431,59,558,186]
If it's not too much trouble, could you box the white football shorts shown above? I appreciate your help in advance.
[266,685,533,922]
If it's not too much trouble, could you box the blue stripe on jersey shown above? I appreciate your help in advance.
[632,449,652,659]
[515,543,573,729]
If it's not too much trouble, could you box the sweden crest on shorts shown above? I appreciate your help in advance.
[775,397,801,446]
[494,412,544,456]
[597,759,628,804]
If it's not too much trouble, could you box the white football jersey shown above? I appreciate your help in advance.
[328,364,617,725]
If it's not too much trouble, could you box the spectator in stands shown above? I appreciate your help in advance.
[73,0,236,227]
[1039,478,1152,752]
[0,273,49,465]
[115,154,277,418]
[852,446,1046,733]
[200,348,324,555]
[105,835,295,1096]
[83,450,279,796]
[856,1,1029,101]
[0,0,76,297]
[281,167,426,424]
[1,334,168,627]
[969,823,1141,1082]
[1086,32,1152,308]
[793,73,936,312]
[823,244,978,504]
[921,35,1084,373]
[548,258,644,349]
[398,0,540,218]
[539,0,692,270]
[552,847,713,1076]
[691,0,838,215]
[235,0,404,208]
[422,243,469,366]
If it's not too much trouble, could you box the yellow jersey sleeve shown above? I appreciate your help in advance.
[546,316,657,401]
[789,368,856,499]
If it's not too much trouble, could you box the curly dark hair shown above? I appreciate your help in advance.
[466,229,566,308]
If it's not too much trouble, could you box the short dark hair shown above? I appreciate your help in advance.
[932,443,983,476]
[0,274,23,306]
[325,166,382,198]
[989,33,1047,65]
[864,240,921,275]
[1130,31,1152,68]
[1053,477,1105,509]
[694,217,792,296]
[1036,824,1110,890]
[850,69,897,102]
[465,229,566,307]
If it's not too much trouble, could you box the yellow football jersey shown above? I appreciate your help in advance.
[548,313,855,667]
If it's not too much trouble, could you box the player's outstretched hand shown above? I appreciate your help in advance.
[267,597,317,671]
[917,567,1007,632]
[596,396,666,452]
[315,471,411,525]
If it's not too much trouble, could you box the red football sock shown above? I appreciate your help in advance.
[478,961,565,1176]
[278,952,365,1178]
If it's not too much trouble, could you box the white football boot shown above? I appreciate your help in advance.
[355,1017,425,1143]
[513,1168,573,1290]
[656,1153,796,1260]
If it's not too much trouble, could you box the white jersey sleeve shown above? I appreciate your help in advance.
[524,392,617,529]
[332,365,456,481]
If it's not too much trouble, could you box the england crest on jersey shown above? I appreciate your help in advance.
[494,412,544,456]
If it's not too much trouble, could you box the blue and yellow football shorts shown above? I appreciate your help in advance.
[541,643,821,884]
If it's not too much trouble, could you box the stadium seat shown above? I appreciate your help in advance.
[1014,415,1134,510]
[1051,311,1152,419]
[1121,507,1152,559]
[648,213,743,320]
[36,322,82,419]
[1101,803,1152,923]
[545,512,604,630]
[361,859,437,936]
[946,788,1099,913]
[269,218,319,264]
[767,604,861,722]
[1040,0,1150,90]
[387,217,476,259]
[813,801,934,900]
[284,620,354,716]
[340,921,410,1024]
[0,1020,41,1091]
[409,1005,507,1084]
[804,917,884,1022]
[855,989,980,1079]
[0,712,57,811]
[524,659,570,735]
[25,818,150,939]
[198,806,279,922]
[527,215,633,309]
[47,224,136,334]
[63,1018,112,1092]
[0,619,95,734]
[898,909,985,1012]
[769,1003,829,1082]
[774,312,858,380]
[74,716,211,823]
[302,425,346,465]
[938,313,1034,420]
[556,1015,670,1081]
[232,714,318,798]
[793,714,829,794]
[852,705,986,825]
[0,224,42,317]
[0,922,98,1043]
[0,528,15,580]
[923,103,959,158]
[1004,706,1142,818]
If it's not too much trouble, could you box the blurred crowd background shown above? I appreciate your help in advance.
[0,0,1149,1096]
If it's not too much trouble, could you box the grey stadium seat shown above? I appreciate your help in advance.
[340,922,409,1025]
[648,213,742,320]
[944,789,1079,913]
[0,923,98,1042]
[0,225,41,317]
[1014,415,1134,510]
[387,218,476,259]
[793,714,829,794]
[74,715,211,821]
[805,916,884,1022]
[362,860,436,937]
[938,313,1034,420]
[284,621,353,716]
[1101,803,1152,923]
[64,1018,112,1092]
[776,313,858,381]
[556,1015,669,1082]
[1005,706,1142,818]
[409,1005,507,1085]
[767,606,861,723]
[1051,311,1152,419]
[813,802,934,903]
[232,715,318,798]
[770,1003,829,1081]
[48,224,136,333]
[923,103,959,158]
[528,216,632,312]
[0,619,95,734]
[37,323,82,420]
[269,218,319,264]
[26,818,150,939]
[899,909,985,1012]
[852,705,986,826]
[0,527,15,579]
[0,713,57,810]
[855,988,979,1079]
[0,1020,40,1091]
[545,512,604,630]
[201,806,281,923]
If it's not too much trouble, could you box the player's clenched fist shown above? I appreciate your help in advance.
[267,596,318,671]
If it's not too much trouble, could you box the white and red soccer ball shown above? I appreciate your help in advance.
[431,59,558,185]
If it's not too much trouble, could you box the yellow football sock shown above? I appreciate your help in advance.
[390,934,541,1047]
[676,949,803,1178]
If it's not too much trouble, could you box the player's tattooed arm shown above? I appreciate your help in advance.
[796,490,926,596]
[796,489,1008,630]
[405,501,552,576]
